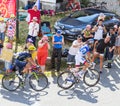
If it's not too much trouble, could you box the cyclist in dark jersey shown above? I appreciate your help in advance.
[15,45,37,74]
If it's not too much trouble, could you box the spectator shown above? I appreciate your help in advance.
[51,30,64,72]
[0,42,13,73]
[0,40,3,56]
[92,36,110,73]
[114,24,118,34]
[37,36,50,73]
[92,19,107,42]
[82,24,93,42]
[6,14,16,47]
[97,13,105,21]
[67,35,83,63]
[115,29,120,59]
[24,38,34,51]
[104,28,116,68]
[27,17,39,46]
[0,17,6,45]
[21,5,41,24]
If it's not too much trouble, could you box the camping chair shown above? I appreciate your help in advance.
[41,21,53,37]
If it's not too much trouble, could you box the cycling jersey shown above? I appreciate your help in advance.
[79,44,90,56]
[16,52,31,61]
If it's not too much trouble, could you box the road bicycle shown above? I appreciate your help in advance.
[2,65,48,92]
[57,62,100,89]
[87,0,107,10]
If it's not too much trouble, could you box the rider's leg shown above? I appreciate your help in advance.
[99,54,104,73]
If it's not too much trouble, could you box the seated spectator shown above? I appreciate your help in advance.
[82,25,93,42]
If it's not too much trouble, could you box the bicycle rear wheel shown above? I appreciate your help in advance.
[29,72,48,91]
[2,73,20,91]
[57,71,75,89]
[83,69,100,87]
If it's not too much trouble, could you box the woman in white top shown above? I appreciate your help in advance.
[92,19,107,41]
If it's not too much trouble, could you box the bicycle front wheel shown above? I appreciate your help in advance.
[57,71,75,89]
[83,69,100,87]
[2,73,20,91]
[29,72,48,91]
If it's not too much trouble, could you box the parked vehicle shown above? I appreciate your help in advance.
[54,9,120,41]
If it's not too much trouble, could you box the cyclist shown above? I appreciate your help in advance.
[14,45,37,75]
[75,38,95,78]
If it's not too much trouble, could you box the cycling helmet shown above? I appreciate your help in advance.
[28,45,36,51]
[87,39,94,45]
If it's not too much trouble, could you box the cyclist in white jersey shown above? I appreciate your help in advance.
[75,39,95,77]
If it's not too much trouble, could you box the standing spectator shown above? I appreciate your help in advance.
[0,17,6,44]
[115,29,120,59]
[0,42,13,73]
[104,28,116,68]
[6,14,16,47]
[67,35,83,63]
[20,5,41,24]
[92,19,107,42]
[51,30,64,72]
[92,36,110,73]
[82,24,93,42]
[37,36,50,73]
[27,17,39,46]
[0,40,3,56]
[114,24,118,34]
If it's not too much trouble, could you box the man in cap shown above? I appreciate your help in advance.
[51,30,64,72]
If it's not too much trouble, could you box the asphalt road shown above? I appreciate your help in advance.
[0,58,120,106]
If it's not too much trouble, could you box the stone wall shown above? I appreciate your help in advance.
[90,0,120,15]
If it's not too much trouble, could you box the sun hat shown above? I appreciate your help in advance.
[27,38,33,43]
[0,17,4,21]
[86,24,91,29]
[6,43,12,49]
[10,14,15,18]
[41,35,48,41]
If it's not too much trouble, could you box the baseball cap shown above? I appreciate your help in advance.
[57,30,62,34]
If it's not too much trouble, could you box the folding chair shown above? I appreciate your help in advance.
[41,21,53,37]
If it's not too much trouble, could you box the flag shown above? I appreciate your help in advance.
[0,0,16,18]
[35,0,40,10]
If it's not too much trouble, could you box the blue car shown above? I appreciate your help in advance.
[54,10,120,41]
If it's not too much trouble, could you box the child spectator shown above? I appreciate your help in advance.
[1,42,13,73]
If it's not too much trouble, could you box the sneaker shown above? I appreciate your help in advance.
[99,70,102,74]
[104,64,111,68]
[91,62,96,69]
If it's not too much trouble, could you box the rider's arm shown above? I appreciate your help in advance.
[86,52,92,63]
[27,57,36,66]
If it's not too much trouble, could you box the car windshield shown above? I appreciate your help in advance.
[70,10,88,18]
[76,14,98,23]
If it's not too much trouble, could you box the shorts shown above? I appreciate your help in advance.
[15,60,27,71]
[75,54,86,66]
[0,32,5,41]
[5,61,12,70]
[94,51,104,56]
[8,36,14,40]
[67,54,75,63]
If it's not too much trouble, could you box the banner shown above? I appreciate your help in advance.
[0,0,16,18]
